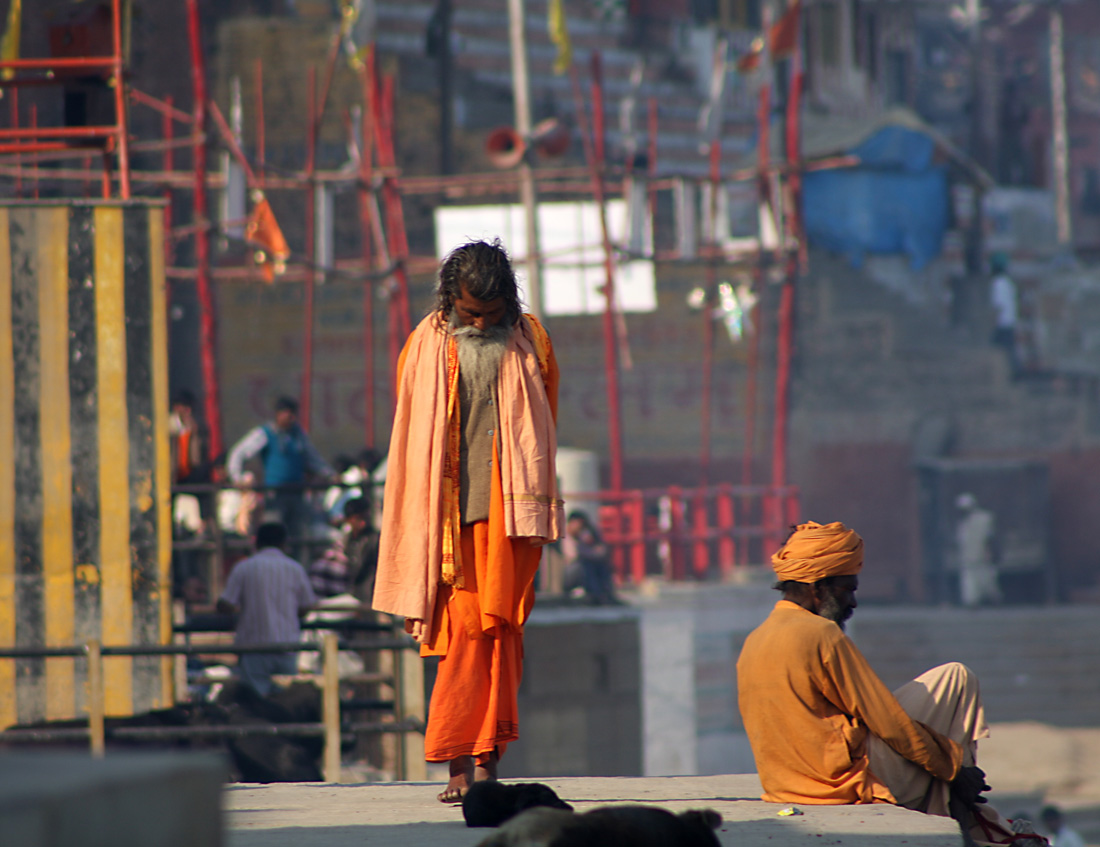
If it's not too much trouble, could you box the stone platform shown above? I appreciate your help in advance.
[225,774,962,847]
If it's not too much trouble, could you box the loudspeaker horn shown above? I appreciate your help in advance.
[486,126,526,169]
[485,118,572,169]
[530,117,571,159]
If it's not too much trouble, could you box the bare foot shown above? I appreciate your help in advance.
[437,756,474,804]
[473,749,499,783]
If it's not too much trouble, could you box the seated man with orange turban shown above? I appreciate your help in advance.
[737,521,1026,846]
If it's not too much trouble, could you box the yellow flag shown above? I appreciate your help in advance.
[548,0,572,76]
[0,0,21,82]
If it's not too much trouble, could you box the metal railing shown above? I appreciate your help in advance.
[170,478,382,600]
[171,479,797,595]
[573,482,800,582]
[0,621,425,782]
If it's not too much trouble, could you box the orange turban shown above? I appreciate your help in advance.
[771,521,863,583]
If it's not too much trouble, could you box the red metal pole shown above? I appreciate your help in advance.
[363,52,399,409]
[101,151,111,199]
[186,0,224,460]
[369,66,412,406]
[163,97,175,265]
[700,140,722,487]
[771,280,793,491]
[302,66,317,432]
[30,105,38,199]
[647,97,658,243]
[255,59,265,174]
[770,6,803,540]
[750,74,773,560]
[786,9,806,272]
[379,75,412,340]
[741,268,761,494]
[163,95,175,328]
[313,27,344,139]
[630,492,646,584]
[358,59,376,448]
[717,482,735,574]
[110,0,131,198]
[11,90,20,198]
[576,53,625,493]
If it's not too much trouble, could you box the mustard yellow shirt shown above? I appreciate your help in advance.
[737,600,963,804]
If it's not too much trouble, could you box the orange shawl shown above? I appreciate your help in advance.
[373,312,562,634]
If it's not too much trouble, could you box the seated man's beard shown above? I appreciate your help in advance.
[450,311,512,390]
[818,592,854,631]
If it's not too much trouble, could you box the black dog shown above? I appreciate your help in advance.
[475,803,723,847]
[462,780,574,827]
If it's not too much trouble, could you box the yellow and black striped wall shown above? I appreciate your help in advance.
[0,201,172,728]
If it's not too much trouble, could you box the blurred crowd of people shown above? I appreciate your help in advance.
[169,391,625,610]
[169,392,384,607]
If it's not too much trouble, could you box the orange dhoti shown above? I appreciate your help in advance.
[421,515,541,763]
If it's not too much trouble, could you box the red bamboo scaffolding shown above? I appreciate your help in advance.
[255,60,265,173]
[358,55,377,448]
[571,54,625,494]
[768,2,805,549]
[186,0,224,461]
[302,66,318,431]
[163,96,175,266]
[108,0,131,199]
[0,3,815,574]
[368,59,413,402]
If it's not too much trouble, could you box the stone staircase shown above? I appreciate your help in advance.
[793,251,1096,454]
[374,0,758,177]
[849,605,1100,727]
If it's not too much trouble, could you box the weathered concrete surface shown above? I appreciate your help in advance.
[0,751,225,847]
[225,774,962,847]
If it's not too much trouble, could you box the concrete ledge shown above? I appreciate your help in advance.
[224,774,962,847]
[0,751,227,847]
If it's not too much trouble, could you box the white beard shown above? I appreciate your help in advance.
[449,312,511,396]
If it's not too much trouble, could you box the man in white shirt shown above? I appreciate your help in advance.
[217,522,316,695]
[1041,805,1085,847]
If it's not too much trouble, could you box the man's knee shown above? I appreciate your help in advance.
[914,662,980,703]
[929,661,976,685]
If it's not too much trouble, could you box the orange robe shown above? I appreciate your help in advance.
[737,601,963,804]
[394,316,559,763]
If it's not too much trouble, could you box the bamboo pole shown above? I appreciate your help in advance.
[394,641,426,781]
[322,633,341,782]
[87,640,105,758]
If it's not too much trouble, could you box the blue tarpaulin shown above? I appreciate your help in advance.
[802,126,950,269]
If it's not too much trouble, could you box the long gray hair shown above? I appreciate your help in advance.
[435,238,523,326]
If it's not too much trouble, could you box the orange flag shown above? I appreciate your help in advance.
[737,1,800,73]
[244,194,290,283]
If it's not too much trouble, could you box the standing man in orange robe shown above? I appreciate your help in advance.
[738,521,1023,846]
[374,239,562,803]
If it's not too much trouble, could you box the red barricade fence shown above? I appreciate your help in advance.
[564,483,800,584]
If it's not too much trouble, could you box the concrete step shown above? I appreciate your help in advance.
[0,751,224,847]
[849,606,1100,727]
[223,775,962,847]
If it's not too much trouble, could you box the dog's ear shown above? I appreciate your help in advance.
[677,809,724,846]
[525,784,573,812]
[680,809,722,830]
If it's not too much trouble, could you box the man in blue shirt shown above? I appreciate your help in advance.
[227,396,334,541]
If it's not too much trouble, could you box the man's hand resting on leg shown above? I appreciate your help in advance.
[951,765,991,809]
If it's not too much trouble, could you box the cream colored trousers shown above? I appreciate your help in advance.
[868,662,1018,846]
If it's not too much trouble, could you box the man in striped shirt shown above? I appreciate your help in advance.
[217,522,317,696]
